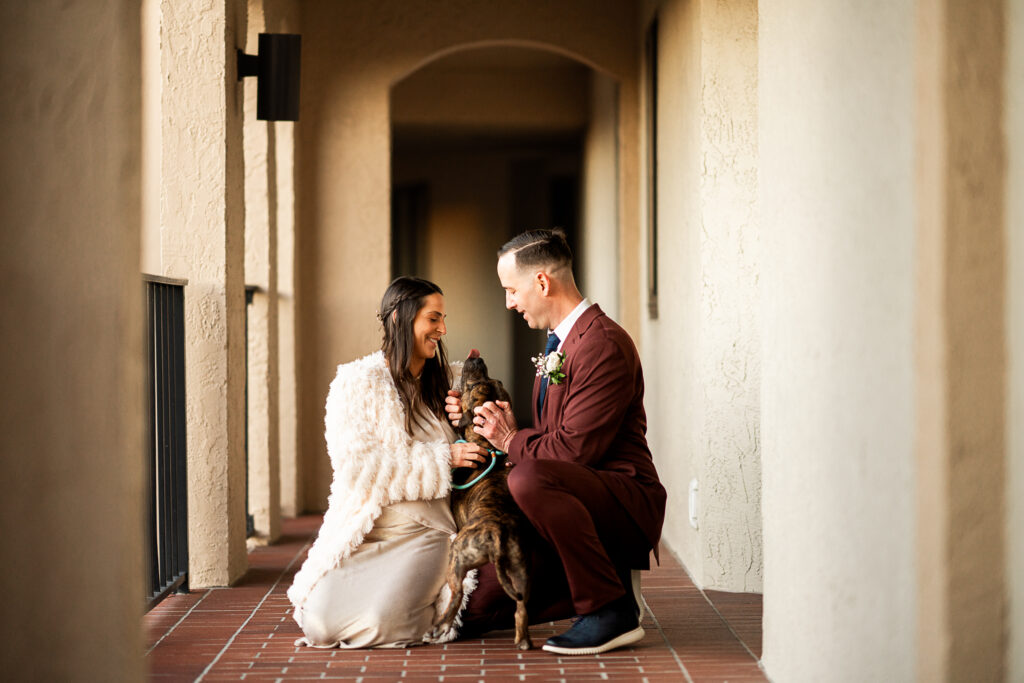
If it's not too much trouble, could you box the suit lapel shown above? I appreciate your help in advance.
[538,305,604,430]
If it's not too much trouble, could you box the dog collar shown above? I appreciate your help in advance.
[451,439,503,490]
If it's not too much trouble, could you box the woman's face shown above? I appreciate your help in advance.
[410,293,447,365]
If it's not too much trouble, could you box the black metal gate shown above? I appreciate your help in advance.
[145,275,189,610]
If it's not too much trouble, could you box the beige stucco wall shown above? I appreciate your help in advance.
[642,0,704,583]
[298,0,641,510]
[916,0,1007,680]
[580,71,621,321]
[142,0,162,277]
[0,3,145,679]
[244,0,282,544]
[144,0,250,586]
[392,56,589,133]
[1010,2,1024,680]
[270,8,301,519]
[640,0,761,592]
[760,1,917,679]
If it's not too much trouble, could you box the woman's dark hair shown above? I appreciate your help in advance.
[379,276,452,435]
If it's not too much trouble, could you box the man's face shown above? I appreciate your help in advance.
[497,253,548,330]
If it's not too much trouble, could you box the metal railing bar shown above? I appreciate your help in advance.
[145,279,189,610]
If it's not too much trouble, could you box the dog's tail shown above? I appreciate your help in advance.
[493,529,527,603]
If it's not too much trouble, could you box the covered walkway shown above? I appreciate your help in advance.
[145,516,765,682]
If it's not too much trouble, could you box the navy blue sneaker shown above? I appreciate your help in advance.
[542,596,645,655]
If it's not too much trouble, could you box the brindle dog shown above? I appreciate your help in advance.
[433,350,533,650]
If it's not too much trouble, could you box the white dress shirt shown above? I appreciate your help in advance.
[551,298,592,351]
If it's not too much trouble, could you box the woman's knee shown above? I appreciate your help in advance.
[299,609,333,646]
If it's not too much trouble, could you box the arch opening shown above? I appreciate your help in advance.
[390,45,620,426]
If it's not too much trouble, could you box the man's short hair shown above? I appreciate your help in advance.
[498,229,573,272]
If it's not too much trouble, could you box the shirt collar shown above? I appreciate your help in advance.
[551,298,592,350]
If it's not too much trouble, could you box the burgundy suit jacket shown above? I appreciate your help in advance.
[507,304,667,557]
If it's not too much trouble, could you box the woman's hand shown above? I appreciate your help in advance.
[473,401,518,454]
[450,440,486,469]
[444,390,463,428]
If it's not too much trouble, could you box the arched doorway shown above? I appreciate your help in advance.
[390,45,620,426]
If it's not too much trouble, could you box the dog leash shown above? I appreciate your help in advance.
[451,438,503,490]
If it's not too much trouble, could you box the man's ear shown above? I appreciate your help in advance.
[535,271,551,295]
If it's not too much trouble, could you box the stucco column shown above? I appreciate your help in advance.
[694,0,760,592]
[1009,1,1024,679]
[234,0,301,519]
[276,114,301,516]
[0,3,145,679]
[760,1,917,680]
[916,0,1007,680]
[158,0,249,586]
[244,0,282,542]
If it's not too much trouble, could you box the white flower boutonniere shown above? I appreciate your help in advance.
[531,350,567,385]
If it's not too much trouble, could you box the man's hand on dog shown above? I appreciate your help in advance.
[451,440,487,469]
[473,400,518,454]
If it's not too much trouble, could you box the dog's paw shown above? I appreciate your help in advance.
[423,623,459,645]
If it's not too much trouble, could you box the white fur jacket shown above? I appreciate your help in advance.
[287,351,464,624]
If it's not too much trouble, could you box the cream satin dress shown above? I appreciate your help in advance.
[296,410,457,649]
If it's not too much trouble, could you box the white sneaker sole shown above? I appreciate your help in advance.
[632,570,646,622]
[541,625,645,656]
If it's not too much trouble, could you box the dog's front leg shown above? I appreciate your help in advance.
[434,556,466,629]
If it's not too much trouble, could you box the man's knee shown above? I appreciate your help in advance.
[507,459,560,511]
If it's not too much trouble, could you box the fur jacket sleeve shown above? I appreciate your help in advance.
[286,351,461,620]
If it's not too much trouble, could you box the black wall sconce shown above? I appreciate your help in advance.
[237,33,301,121]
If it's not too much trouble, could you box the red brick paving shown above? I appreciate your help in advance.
[145,516,765,682]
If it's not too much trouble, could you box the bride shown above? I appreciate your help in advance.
[287,276,486,648]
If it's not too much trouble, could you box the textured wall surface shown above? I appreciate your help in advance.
[298,0,641,510]
[760,1,916,680]
[640,0,761,592]
[157,0,249,586]
[695,0,760,592]
[0,3,145,679]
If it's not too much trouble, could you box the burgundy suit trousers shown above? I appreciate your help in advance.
[459,459,652,635]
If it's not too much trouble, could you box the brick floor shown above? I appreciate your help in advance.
[145,516,766,682]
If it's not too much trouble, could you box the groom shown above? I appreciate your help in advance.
[445,229,666,655]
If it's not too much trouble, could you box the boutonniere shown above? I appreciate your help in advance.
[531,350,567,385]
